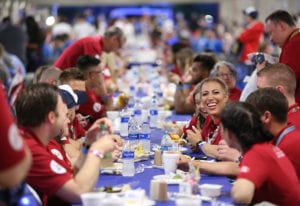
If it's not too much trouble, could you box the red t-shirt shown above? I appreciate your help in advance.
[201,115,221,145]
[78,88,105,125]
[229,86,242,101]
[0,85,26,171]
[238,143,300,205]
[273,124,300,180]
[279,31,300,103]
[21,127,72,206]
[287,103,300,129]
[239,21,264,62]
[54,36,103,70]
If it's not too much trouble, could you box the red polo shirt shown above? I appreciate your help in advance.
[54,36,103,70]
[279,30,300,103]
[287,103,300,129]
[21,127,72,206]
[273,124,300,179]
[78,88,105,126]
[238,143,300,205]
[0,85,26,171]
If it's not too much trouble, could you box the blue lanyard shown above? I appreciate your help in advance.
[275,125,296,146]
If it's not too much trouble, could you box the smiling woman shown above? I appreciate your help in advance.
[185,77,230,157]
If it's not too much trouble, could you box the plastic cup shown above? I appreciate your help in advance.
[162,151,180,174]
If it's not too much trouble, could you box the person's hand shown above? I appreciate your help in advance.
[167,72,181,84]
[111,149,122,161]
[186,126,202,146]
[91,134,119,155]
[112,134,124,147]
[256,60,268,72]
[85,118,113,145]
[216,140,241,161]
[176,154,191,172]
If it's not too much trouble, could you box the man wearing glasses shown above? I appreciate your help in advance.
[54,27,125,70]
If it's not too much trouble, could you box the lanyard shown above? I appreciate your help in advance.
[275,125,296,146]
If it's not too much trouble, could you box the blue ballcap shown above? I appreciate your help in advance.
[58,84,88,109]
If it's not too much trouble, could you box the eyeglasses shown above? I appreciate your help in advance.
[216,73,234,78]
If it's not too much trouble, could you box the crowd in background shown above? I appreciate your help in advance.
[2,5,300,206]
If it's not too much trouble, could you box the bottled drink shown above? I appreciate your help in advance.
[133,100,143,126]
[140,122,151,152]
[128,85,136,109]
[128,115,139,146]
[161,131,173,151]
[120,109,130,137]
[149,95,158,128]
[153,84,164,108]
[97,123,108,139]
[122,140,135,177]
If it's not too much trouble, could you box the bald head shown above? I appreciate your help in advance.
[37,66,62,85]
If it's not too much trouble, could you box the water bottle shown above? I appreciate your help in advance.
[154,84,164,108]
[122,140,135,176]
[140,122,151,152]
[120,109,130,137]
[149,95,159,128]
[161,131,173,151]
[128,85,136,109]
[133,100,143,126]
[128,115,139,146]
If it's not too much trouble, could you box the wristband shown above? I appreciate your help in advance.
[89,149,104,159]
[196,140,203,146]
[81,143,90,154]
[176,83,183,90]
[183,83,191,89]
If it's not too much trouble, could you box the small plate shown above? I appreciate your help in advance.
[153,174,184,185]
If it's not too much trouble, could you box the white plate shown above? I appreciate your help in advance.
[153,174,184,185]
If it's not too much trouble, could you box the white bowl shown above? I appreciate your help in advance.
[199,184,222,197]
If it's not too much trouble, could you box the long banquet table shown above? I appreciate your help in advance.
[74,112,241,206]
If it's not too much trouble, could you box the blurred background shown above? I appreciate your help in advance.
[2,0,300,29]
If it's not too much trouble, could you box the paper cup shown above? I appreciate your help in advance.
[162,151,180,174]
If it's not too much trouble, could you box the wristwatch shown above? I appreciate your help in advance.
[235,155,243,164]
[197,141,207,151]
